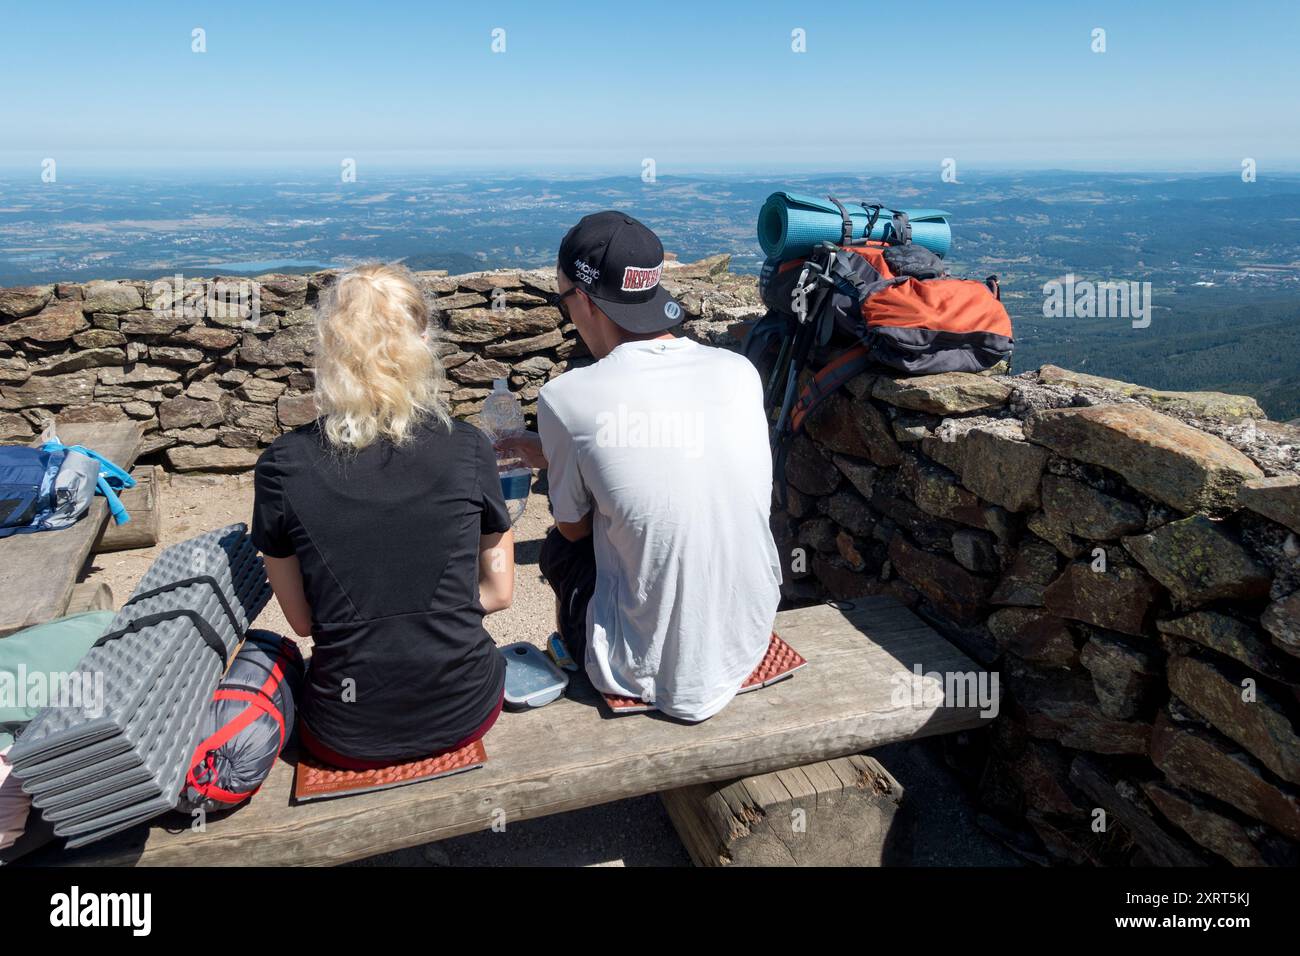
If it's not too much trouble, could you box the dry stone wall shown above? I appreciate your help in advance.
[0,253,752,470]
[780,360,1300,866]
[3,258,1298,867]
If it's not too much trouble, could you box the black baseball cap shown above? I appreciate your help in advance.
[558,211,684,334]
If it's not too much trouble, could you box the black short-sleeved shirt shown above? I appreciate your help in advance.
[251,417,511,762]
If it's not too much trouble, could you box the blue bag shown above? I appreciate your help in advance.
[0,437,135,540]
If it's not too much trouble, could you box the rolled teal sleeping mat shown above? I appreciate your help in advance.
[0,611,113,749]
[758,192,952,260]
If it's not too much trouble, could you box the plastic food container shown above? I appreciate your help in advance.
[500,642,569,710]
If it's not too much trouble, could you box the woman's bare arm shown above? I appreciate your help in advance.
[478,529,515,614]
[264,553,313,637]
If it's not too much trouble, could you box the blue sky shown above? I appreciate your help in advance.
[0,0,1296,173]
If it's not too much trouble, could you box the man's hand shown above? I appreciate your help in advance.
[495,430,547,470]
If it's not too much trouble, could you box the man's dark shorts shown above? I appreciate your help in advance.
[538,528,597,665]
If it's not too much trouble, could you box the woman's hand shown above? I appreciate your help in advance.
[495,431,547,470]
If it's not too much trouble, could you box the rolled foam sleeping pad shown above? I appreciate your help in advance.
[758,192,952,260]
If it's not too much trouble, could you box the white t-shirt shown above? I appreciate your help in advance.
[537,337,782,721]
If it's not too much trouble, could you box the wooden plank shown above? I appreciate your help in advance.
[54,597,994,866]
[0,422,142,637]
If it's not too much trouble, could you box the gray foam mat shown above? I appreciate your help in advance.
[8,523,272,848]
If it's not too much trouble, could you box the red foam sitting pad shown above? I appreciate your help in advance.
[292,739,487,802]
[603,632,807,715]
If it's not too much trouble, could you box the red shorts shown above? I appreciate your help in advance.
[298,694,504,771]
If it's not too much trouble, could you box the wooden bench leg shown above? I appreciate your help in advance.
[94,464,162,554]
[65,581,114,615]
[660,754,911,866]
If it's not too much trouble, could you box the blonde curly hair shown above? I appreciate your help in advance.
[314,263,451,450]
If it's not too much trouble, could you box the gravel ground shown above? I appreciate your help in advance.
[82,472,1017,868]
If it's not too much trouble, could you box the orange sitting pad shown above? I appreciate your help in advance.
[602,632,807,715]
[292,739,487,802]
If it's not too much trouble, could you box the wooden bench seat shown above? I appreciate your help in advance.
[52,595,995,867]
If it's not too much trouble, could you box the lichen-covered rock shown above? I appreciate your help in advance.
[951,528,999,574]
[1,369,97,407]
[235,378,287,404]
[872,372,1012,414]
[1260,592,1300,659]
[98,364,181,386]
[1150,708,1300,841]
[237,325,315,366]
[1026,510,1089,558]
[166,444,259,472]
[1024,404,1264,513]
[1079,631,1161,719]
[1006,665,1150,755]
[987,607,1077,667]
[951,422,1048,512]
[0,411,33,440]
[1123,515,1271,604]
[1168,655,1300,785]
[483,328,564,358]
[888,534,993,623]
[0,356,31,384]
[796,517,839,553]
[147,346,204,366]
[277,393,317,428]
[804,391,901,467]
[0,301,88,343]
[32,348,125,374]
[1141,781,1291,867]
[445,307,561,343]
[826,489,875,537]
[991,539,1062,606]
[81,280,144,314]
[1041,474,1145,539]
[255,274,309,312]
[784,434,839,496]
[1037,365,1266,419]
[73,328,127,349]
[157,396,223,431]
[1042,560,1163,636]
[1157,611,1283,677]
[119,311,189,336]
[0,284,54,319]
[1237,475,1300,533]
[448,356,511,385]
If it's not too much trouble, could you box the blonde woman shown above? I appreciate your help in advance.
[251,263,514,769]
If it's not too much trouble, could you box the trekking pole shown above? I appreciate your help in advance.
[771,245,836,449]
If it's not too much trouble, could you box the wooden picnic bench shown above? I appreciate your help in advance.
[0,421,142,638]
[50,596,995,867]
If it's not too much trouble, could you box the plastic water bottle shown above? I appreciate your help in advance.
[480,378,529,525]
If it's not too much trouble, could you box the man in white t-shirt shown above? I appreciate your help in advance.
[499,211,782,721]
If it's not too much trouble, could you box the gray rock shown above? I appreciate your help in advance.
[1237,475,1300,533]
[0,301,88,343]
[1024,404,1264,513]
[872,372,1012,414]
[81,280,144,314]
[0,284,55,318]
[1123,515,1271,605]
